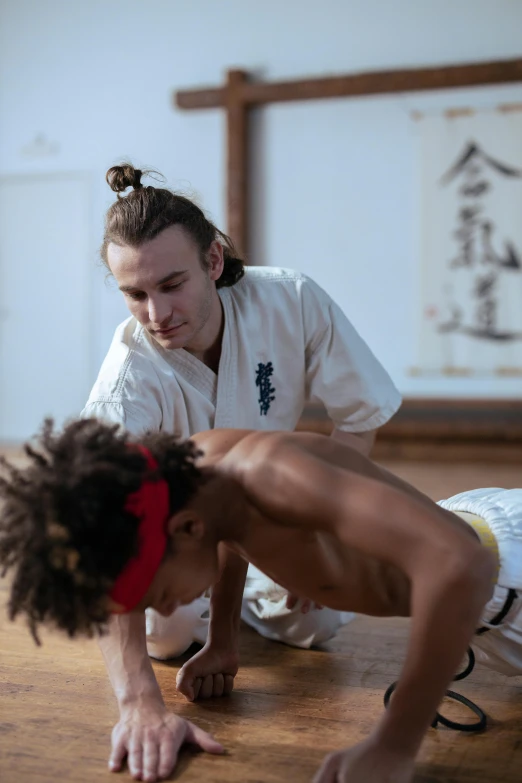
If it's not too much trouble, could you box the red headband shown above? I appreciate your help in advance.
[109,446,170,613]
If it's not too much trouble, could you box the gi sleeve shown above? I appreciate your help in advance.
[301,276,401,432]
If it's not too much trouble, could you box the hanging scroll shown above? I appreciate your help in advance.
[416,107,522,376]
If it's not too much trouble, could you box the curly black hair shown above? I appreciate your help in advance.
[0,418,206,644]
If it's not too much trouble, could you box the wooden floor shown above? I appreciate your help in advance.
[1,460,521,783]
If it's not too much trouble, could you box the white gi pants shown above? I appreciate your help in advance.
[439,487,522,676]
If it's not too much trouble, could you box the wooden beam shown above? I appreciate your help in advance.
[225,70,249,257]
[175,57,522,110]
[297,399,522,462]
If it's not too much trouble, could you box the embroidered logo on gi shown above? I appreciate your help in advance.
[255,361,276,415]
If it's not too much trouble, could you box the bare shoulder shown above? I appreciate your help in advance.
[208,430,300,477]
[235,430,380,481]
[195,428,376,485]
[190,428,258,464]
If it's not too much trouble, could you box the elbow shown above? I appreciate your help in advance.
[440,541,497,609]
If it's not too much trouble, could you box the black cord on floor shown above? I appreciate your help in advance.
[383,647,486,733]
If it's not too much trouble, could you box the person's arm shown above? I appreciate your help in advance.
[176,545,247,701]
[84,393,223,779]
[209,545,248,645]
[84,396,164,713]
[301,276,401,450]
[244,438,495,779]
[98,610,223,781]
[98,612,163,710]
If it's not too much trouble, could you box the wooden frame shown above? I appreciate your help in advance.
[174,58,522,459]
[175,57,522,257]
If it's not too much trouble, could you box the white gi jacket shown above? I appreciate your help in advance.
[82,267,401,436]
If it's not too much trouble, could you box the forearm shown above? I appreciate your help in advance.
[373,550,495,756]
[330,427,376,456]
[98,612,163,709]
[208,545,248,646]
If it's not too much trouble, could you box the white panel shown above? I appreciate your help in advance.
[0,174,92,441]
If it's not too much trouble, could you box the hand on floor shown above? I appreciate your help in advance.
[286,593,324,613]
[110,701,224,782]
[312,740,414,783]
[176,641,239,701]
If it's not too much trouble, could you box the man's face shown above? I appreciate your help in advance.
[136,533,220,618]
[107,225,223,351]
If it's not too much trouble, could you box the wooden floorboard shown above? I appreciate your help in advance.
[1,460,521,782]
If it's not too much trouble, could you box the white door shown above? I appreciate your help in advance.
[0,173,92,443]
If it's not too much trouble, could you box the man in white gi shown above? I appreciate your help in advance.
[82,163,402,782]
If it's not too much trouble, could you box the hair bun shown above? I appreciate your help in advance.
[106,163,143,193]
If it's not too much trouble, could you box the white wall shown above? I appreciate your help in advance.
[0,173,93,440]
[1,0,521,429]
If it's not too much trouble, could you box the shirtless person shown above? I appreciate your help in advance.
[2,418,518,783]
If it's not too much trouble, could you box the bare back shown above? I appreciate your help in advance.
[190,429,478,618]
